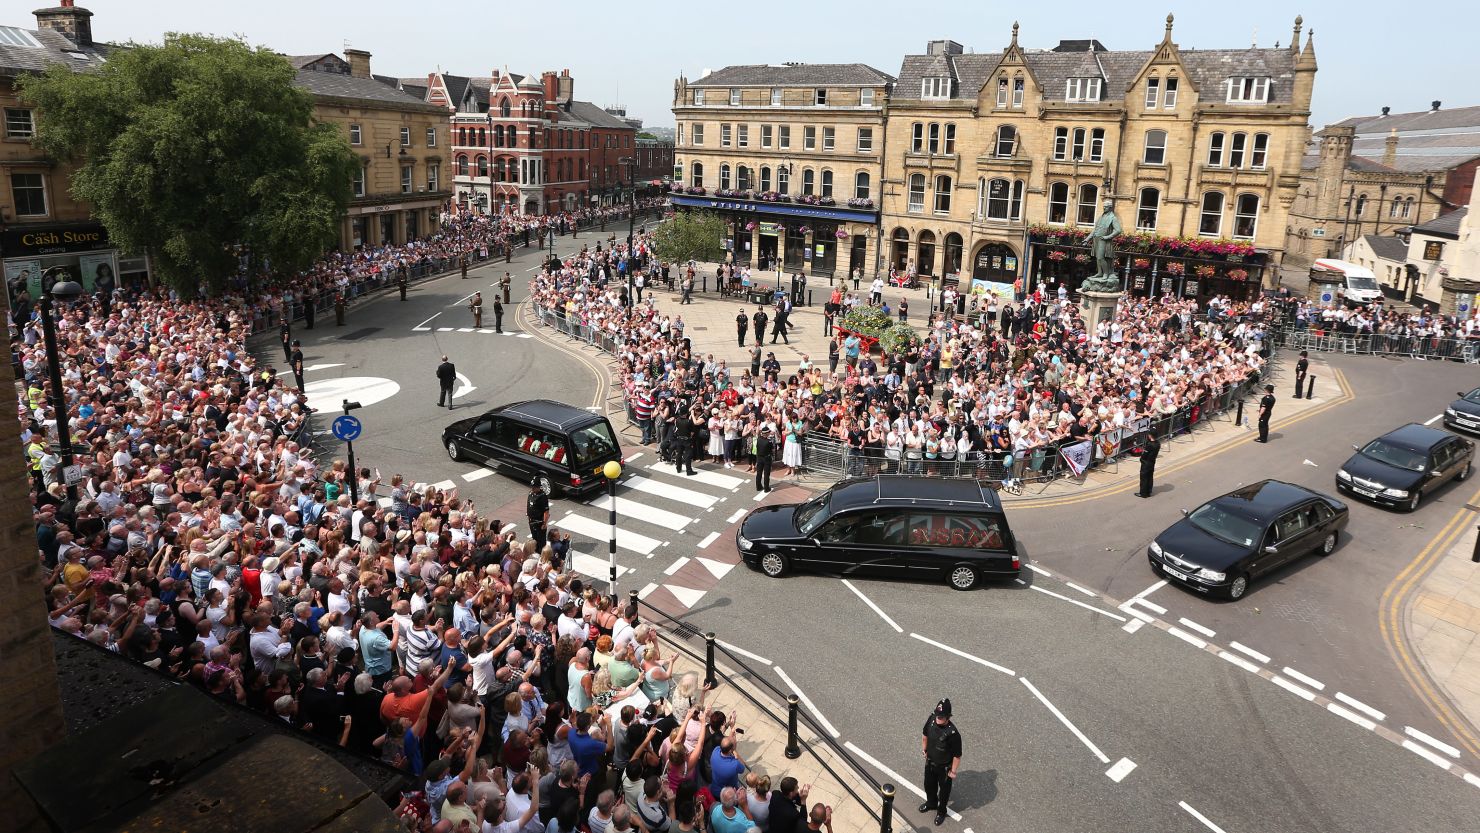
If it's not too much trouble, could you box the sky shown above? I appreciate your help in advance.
[6,0,1478,130]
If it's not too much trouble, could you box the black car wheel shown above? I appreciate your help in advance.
[1408,491,1422,512]
[948,564,979,591]
[759,552,788,578]
[1226,573,1250,601]
[446,439,462,461]
[536,472,554,497]
[1319,531,1337,555]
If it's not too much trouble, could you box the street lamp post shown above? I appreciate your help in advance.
[602,460,623,604]
[37,267,83,500]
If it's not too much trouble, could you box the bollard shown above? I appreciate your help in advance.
[1235,399,1244,426]
[629,588,640,624]
[703,276,708,294]
[1472,525,1479,563]
[879,784,895,833]
[704,632,717,688]
[785,694,802,759]
[1306,375,1315,399]
[807,289,814,307]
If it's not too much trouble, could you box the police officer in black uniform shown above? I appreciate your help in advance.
[920,698,961,826]
[1134,431,1160,498]
[289,340,305,391]
[303,294,315,329]
[673,405,697,477]
[1257,383,1276,443]
[527,477,550,551]
[493,296,504,333]
[754,425,776,493]
[280,318,293,361]
[1293,350,1309,399]
[736,308,748,347]
[334,290,346,326]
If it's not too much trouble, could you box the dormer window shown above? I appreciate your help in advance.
[694,89,705,105]
[1065,77,1101,102]
[729,88,740,106]
[1227,76,1271,104]
[922,77,952,100]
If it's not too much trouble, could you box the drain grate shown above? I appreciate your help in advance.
[338,327,381,341]
[666,620,704,642]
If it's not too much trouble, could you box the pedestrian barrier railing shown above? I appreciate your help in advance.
[1273,325,1480,364]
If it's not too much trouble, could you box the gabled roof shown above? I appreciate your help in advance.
[690,63,893,87]
[0,24,111,76]
[566,100,633,130]
[287,53,332,69]
[1412,206,1467,240]
[1362,234,1408,261]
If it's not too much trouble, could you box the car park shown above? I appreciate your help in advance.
[443,399,622,496]
[1444,388,1480,435]
[1335,423,1473,511]
[737,475,1020,590]
[1147,480,1349,601]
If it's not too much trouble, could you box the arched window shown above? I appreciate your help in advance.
[802,168,815,196]
[477,128,486,146]
[1047,182,1070,224]
[1355,193,1367,216]
[1013,75,1025,107]
[500,98,511,118]
[1403,197,1414,219]
[1390,198,1401,218]
[1229,133,1248,168]
[934,175,952,213]
[944,233,964,275]
[1233,193,1260,240]
[928,122,940,154]
[911,123,924,153]
[944,123,956,155]
[1207,132,1225,167]
[1137,188,1160,231]
[1011,180,1024,221]
[760,166,772,192]
[854,171,870,200]
[907,173,926,212]
[691,162,704,188]
[1251,133,1269,169]
[1071,128,1087,161]
[1199,192,1225,236]
[1076,183,1099,225]
[476,156,488,177]
[456,154,469,177]
[996,77,1009,108]
[719,164,731,191]
[737,166,752,192]
[995,125,1017,158]
[1143,129,1167,165]
[492,126,501,147]
[821,169,833,198]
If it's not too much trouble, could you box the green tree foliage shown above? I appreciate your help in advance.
[650,211,727,265]
[20,33,359,294]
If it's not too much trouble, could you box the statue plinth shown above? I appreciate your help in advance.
[1079,289,1122,326]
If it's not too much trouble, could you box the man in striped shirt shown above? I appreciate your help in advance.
[403,609,445,671]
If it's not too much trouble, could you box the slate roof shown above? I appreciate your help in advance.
[1412,206,1467,239]
[288,53,332,70]
[0,23,111,76]
[1321,104,1480,173]
[1362,234,1409,261]
[566,100,633,129]
[293,68,445,112]
[690,63,894,87]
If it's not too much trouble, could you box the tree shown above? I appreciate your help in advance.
[20,34,359,294]
[650,211,727,265]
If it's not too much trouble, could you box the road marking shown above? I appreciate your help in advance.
[1328,702,1378,731]
[1121,619,1145,634]
[643,461,747,490]
[1064,581,1097,597]
[1026,564,1052,577]
[1020,677,1110,764]
[1118,604,1155,623]
[1229,642,1271,664]
[715,638,772,666]
[842,580,903,633]
[1404,726,1461,758]
[1403,739,1455,770]
[568,552,632,580]
[623,475,718,508]
[1424,413,1443,426]
[413,311,442,330]
[1105,757,1137,783]
[623,452,644,464]
[438,327,454,332]
[1333,692,1386,722]
[588,494,693,530]
[697,557,735,580]
[696,532,720,549]
[1030,586,1127,621]
[1167,627,1208,649]
[1282,666,1325,691]
[1271,675,1317,701]
[1218,651,1262,674]
[1128,598,1167,615]
[516,333,533,338]
[753,490,769,501]
[461,468,495,482]
[303,376,401,409]
[449,291,479,306]
[663,557,689,576]
[453,371,476,399]
[457,327,474,332]
[1464,772,1480,790]
[727,509,747,523]
[666,584,706,608]
[1132,579,1167,600]
[556,513,661,555]
[774,666,840,738]
[1178,801,1229,833]
[302,363,344,372]
[430,479,456,491]
[842,742,963,822]
[910,632,1014,676]
[1178,618,1216,638]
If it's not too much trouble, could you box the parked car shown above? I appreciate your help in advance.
[1335,423,1474,511]
[443,400,622,496]
[737,475,1020,590]
[1147,480,1349,601]
[1444,388,1480,436]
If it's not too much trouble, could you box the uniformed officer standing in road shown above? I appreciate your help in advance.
[920,698,961,827]
[280,318,293,361]
[754,425,776,492]
[493,296,504,333]
[500,272,512,303]
[470,292,484,329]
[527,477,550,550]
[436,355,456,410]
[1134,431,1160,498]
[290,340,305,391]
[1257,383,1276,443]
[673,406,697,477]
[1293,350,1309,399]
[736,309,748,347]
[752,308,769,348]
[398,269,408,301]
[334,290,345,326]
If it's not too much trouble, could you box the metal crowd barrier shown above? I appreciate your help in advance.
[1273,325,1480,364]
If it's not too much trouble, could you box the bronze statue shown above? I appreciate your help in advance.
[1080,200,1124,294]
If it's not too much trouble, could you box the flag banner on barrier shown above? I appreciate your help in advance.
[1061,439,1094,476]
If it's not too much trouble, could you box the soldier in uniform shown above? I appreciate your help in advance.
[460,255,468,279]
[1133,431,1161,498]
[1293,350,1309,399]
[754,425,775,493]
[1257,384,1276,443]
[920,698,961,827]
[398,269,408,301]
[501,272,512,304]
[470,292,484,329]
[527,477,550,551]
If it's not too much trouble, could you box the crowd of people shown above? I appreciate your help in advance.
[1285,296,1480,358]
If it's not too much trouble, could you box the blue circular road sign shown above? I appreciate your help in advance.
[331,415,362,442]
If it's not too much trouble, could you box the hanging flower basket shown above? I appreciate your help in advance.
[1226,268,1249,281]
[745,221,757,232]
[1072,253,1091,264]
[835,229,849,240]
[798,225,811,234]
[1165,261,1186,275]
[1047,250,1068,262]
[1194,264,1217,279]
[1133,258,1151,270]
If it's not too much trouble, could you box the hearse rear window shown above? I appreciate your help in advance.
[908,513,1006,549]
[515,430,568,465]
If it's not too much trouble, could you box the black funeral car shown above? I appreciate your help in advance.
[1445,388,1480,436]
[443,400,622,496]
[1336,423,1473,511]
[737,475,1020,590]
[1147,480,1349,601]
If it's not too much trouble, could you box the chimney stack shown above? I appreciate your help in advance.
[1432,100,1442,112]
[541,71,558,103]
[344,48,371,79]
[558,69,572,103]
[33,0,93,46]
[1380,106,1390,116]
[1383,130,1399,168]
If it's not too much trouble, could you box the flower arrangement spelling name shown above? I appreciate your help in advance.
[1226,268,1249,281]
[1193,264,1216,279]
[1164,261,1186,275]
[1027,225,1259,258]
[1047,250,1068,262]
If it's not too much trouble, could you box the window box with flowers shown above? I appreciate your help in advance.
[745,221,757,232]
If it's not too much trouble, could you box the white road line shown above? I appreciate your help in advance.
[1464,772,1480,790]
[1271,675,1317,701]
[1128,597,1168,615]
[1105,757,1137,783]
[457,327,474,332]
[726,509,746,523]
[1118,603,1155,623]
[588,494,693,530]
[643,460,745,490]
[1030,586,1127,621]
[696,531,720,549]
[1333,692,1386,722]
[773,666,840,738]
[413,311,442,329]
[438,327,454,332]
[910,632,1015,676]
[568,553,633,580]
[753,490,769,501]
[715,638,773,666]
[623,452,645,464]
[449,291,478,306]
[1218,651,1262,674]
[623,475,718,508]
[461,468,495,482]
[1178,801,1229,833]
[453,371,476,398]
[1282,666,1326,691]
[1064,581,1097,597]
[842,742,963,822]
[1229,642,1271,664]
[556,513,662,555]
[636,582,659,600]
[1327,702,1378,732]
[1167,627,1208,650]
[1026,563,1052,577]
[1424,413,1444,426]
[1178,618,1216,638]
[1403,740,1455,770]
[516,333,533,339]
[1404,726,1461,758]
[1132,579,1167,600]
[1020,677,1110,764]
[842,580,903,633]
[1121,619,1145,634]
[663,557,690,576]
[430,479,456,491]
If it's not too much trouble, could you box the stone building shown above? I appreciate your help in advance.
[291,51,451,250]
[671,62,895,279]
[1285,102,1480,273]
[882,16,1315,302]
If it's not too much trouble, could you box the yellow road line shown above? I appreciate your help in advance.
[518,298,610,410]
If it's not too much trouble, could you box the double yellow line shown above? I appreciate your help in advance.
[517,297,611,411]
[1015,368,1354,509]
[1379,481,1480,760]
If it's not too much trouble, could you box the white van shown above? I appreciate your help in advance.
[1310,259,1383,306]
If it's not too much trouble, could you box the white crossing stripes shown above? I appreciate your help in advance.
[642,460,745,490]
[556,513,662,556]
[588,494,692,531]
[622,474,719,508]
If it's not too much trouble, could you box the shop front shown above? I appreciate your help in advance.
[1,221,146,301]
[1025,225,1268,305]
[668,191,878,280]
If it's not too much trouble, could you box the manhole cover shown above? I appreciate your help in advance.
[337,327,381,340]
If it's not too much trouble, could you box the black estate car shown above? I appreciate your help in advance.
[1147,480,1349,601]
[1336,423,1473,511]
[737,475,1020,590]
[443,400,622,496]
[1445,388,1480,436]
